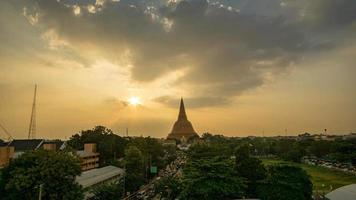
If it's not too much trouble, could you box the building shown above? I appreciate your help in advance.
[0,139,66,168]
[9,139,44,158]
[167,98,199,142]
[0,145,14,168]
[7,139,66,158]
[2,139,99,171]
[76,165,124,199]
[76,143,100,171]
[343,133,356,140]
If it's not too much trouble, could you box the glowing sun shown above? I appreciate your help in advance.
[128,96,141,106]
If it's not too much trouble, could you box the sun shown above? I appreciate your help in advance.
[128,96,141,106]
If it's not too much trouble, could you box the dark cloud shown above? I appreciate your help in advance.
[307,0,356,28]
[16,0,356,108]
[154,96,229,108]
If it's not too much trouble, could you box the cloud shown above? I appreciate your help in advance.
[103,97,129,110]
[306,0,356,28]
[154,95,229,108]
[16,0,356,107]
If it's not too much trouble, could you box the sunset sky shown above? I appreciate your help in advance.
[1,0,356,139]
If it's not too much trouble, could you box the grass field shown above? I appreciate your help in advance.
[262,159,356,194]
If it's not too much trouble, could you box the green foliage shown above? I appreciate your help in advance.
[124,146,145,192]
[187,143,231,160]
[1,150,83,200]
[154,177,182,200]
[163,145,178,165]
[68,127,168,194]
[92,181,123,200]
[262,158,356,194]
[235,144,267,197]
[307,140,331,157]
[67,126,128,166]
[257,165,312,200]
[180,157,245,200]
[128,137,165,170]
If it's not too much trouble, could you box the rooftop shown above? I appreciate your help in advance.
[76,165,124,188]
[326,184,356,200]
[9,139,43,151]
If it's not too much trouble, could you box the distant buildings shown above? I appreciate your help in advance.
[167,98,199,142]
[343,133,356,140]
[296,133,346,141]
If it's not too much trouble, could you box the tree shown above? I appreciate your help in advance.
[163,145,178,165]
[187,143,231,160]
[124,146,145,192]
[67,126,128,166]
[180,157,245,200]
[129,137,165,171]
[154,177,182,200]
[92,181,123,200]
[257,165,312,200]
[0,150,83,200]
[235,144,267,197]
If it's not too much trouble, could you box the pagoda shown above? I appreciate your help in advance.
[167,98,199,141]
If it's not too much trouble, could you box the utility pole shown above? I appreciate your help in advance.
[123,161,126,198]
[38,184,43,200]
[28,84,37,139]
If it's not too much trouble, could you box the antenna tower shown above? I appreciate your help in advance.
[28,84,37,139]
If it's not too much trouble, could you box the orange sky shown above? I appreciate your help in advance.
[1,0,356,139]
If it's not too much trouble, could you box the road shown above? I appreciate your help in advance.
[124,153,186,200]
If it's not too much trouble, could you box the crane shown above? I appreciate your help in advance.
[0,122,13,141]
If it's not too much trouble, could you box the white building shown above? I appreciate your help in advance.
[76,165,125,199]
[326,184,356,200]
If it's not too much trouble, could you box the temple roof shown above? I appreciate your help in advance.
[167,98,199,141]
[178,98,187,121]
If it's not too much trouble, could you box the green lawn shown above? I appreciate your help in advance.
[262,159,356,194]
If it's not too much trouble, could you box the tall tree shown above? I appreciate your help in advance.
[1,150,83,200]
[92,181,123,200]
[124,146,145,192]
[67,126,128,166]
[154,176,182,200]
[257,165,312,200]
[180,157,245,200]
[235,143,267,197]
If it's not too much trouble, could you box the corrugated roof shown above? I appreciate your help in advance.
[76,165,124,188]
[326,184,356,200]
